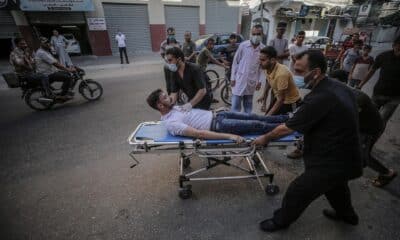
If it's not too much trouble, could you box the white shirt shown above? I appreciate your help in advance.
[35,48,58,75]
[289,44,309,73]
[161,106,213,136]
[115,34,126,48]
[231,40,265,96]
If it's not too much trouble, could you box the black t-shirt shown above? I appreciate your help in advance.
[221,45,238,66]
[286,78,362,177]
[372,50,400,97]
[170,62,211,109]
[353,89,384,136]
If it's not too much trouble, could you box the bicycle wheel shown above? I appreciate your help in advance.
[205,69,220,91]
[220,83,232,106]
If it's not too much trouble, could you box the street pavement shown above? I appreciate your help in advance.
[0,51,399,240]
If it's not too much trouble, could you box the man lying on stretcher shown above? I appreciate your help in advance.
[147,89,289,143]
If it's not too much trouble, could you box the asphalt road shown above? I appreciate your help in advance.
[0,59,399,240]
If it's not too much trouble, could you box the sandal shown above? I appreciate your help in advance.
[371,170,397,187]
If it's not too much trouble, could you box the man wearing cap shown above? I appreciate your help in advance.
[35,37,75,98]
[269,22,290,64]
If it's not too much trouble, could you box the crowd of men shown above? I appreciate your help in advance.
[150,23,400,233]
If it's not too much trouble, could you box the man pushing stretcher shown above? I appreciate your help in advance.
[146,89,289,143]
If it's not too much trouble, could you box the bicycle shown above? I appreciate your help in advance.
[219,69,232,106]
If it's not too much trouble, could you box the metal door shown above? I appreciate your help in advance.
[165,5,199,42]
[0,10,19,39]
[206,0,240,34]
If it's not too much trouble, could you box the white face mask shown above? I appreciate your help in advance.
[250,35,262,45]
[293,75,306,89]
[166,63,178,72]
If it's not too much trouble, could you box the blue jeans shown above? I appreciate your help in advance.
[231,94,253,113]
[214,111,289,135]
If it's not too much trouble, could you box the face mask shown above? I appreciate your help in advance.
[166,63,178,72]
[250,35,262,45]
[168,35,175,40]
[293,75,305,89]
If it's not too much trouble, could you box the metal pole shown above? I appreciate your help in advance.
[260,0,264,26]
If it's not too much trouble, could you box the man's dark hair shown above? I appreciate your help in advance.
[253,24,263,30]
[353,40,363,46]
[167,27,175,33]
[14,38,24,45]
[329,70,348,83]
[363,44,372,50]
[277,22,287,29]
[297,50,327,73]
[165,47,184,61]
[205,37,215,45]
[298,30,305,36]
[147,89,163,110]
[260,46,277,59]
[394,35,400,45]
[229,33,237,39]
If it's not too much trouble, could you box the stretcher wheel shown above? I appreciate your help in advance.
[179,186,193,199]
[183,157,191,168]
[265,184,279,196]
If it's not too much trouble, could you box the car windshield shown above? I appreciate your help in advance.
[195,34,213,46]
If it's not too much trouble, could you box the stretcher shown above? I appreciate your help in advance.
[128,121,301,199]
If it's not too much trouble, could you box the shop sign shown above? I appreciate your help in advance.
[87,18,107,31]
[20,0,94,11]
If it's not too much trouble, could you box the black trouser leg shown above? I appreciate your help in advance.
[123,47,129,63]
[272,170,356,226]
[324,182,357,217]
[48,71,72,95]
[119,47,124,64]
[361,133,390,175]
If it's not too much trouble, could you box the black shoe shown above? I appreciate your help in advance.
[66,91,75,97]
[323,209,359,225]
[211,99,219,103]
[259,218,289,232]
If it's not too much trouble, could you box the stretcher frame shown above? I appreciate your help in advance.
[128,121,300,199]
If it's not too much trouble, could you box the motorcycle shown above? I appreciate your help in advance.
[21,68,103,111]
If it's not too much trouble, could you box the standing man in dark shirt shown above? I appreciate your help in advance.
[253,50,362,232]
[165,47,211,110]
[358,36,400,125]
[182,31,196,63]
[330,70,397,187]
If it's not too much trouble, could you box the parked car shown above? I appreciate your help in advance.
[195,33,244,57]
[64,33,81,55]
[304,36,330,50]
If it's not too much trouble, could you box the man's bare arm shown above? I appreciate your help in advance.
[266,90,286,115]
[189,88,206,107]
[183,126,244,143]
[169,92,178,104]
[252,124,294,146]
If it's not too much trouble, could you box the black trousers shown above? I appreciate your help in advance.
[119,47,129,63]
[273,169,358,226]
[48,71,73,95]
[360,133,389,175]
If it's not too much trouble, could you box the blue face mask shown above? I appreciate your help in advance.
[293,75,306,89]
[166,63,178,72]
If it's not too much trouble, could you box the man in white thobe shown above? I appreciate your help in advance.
[50,29,73,67]
[230,25,265,113]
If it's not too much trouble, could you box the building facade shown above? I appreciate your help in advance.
[0,0,242,58]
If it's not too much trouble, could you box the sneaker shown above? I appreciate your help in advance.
[287,149,303,159]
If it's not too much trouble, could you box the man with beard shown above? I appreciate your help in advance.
[253,50,362,232]
[165,47,211,110]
